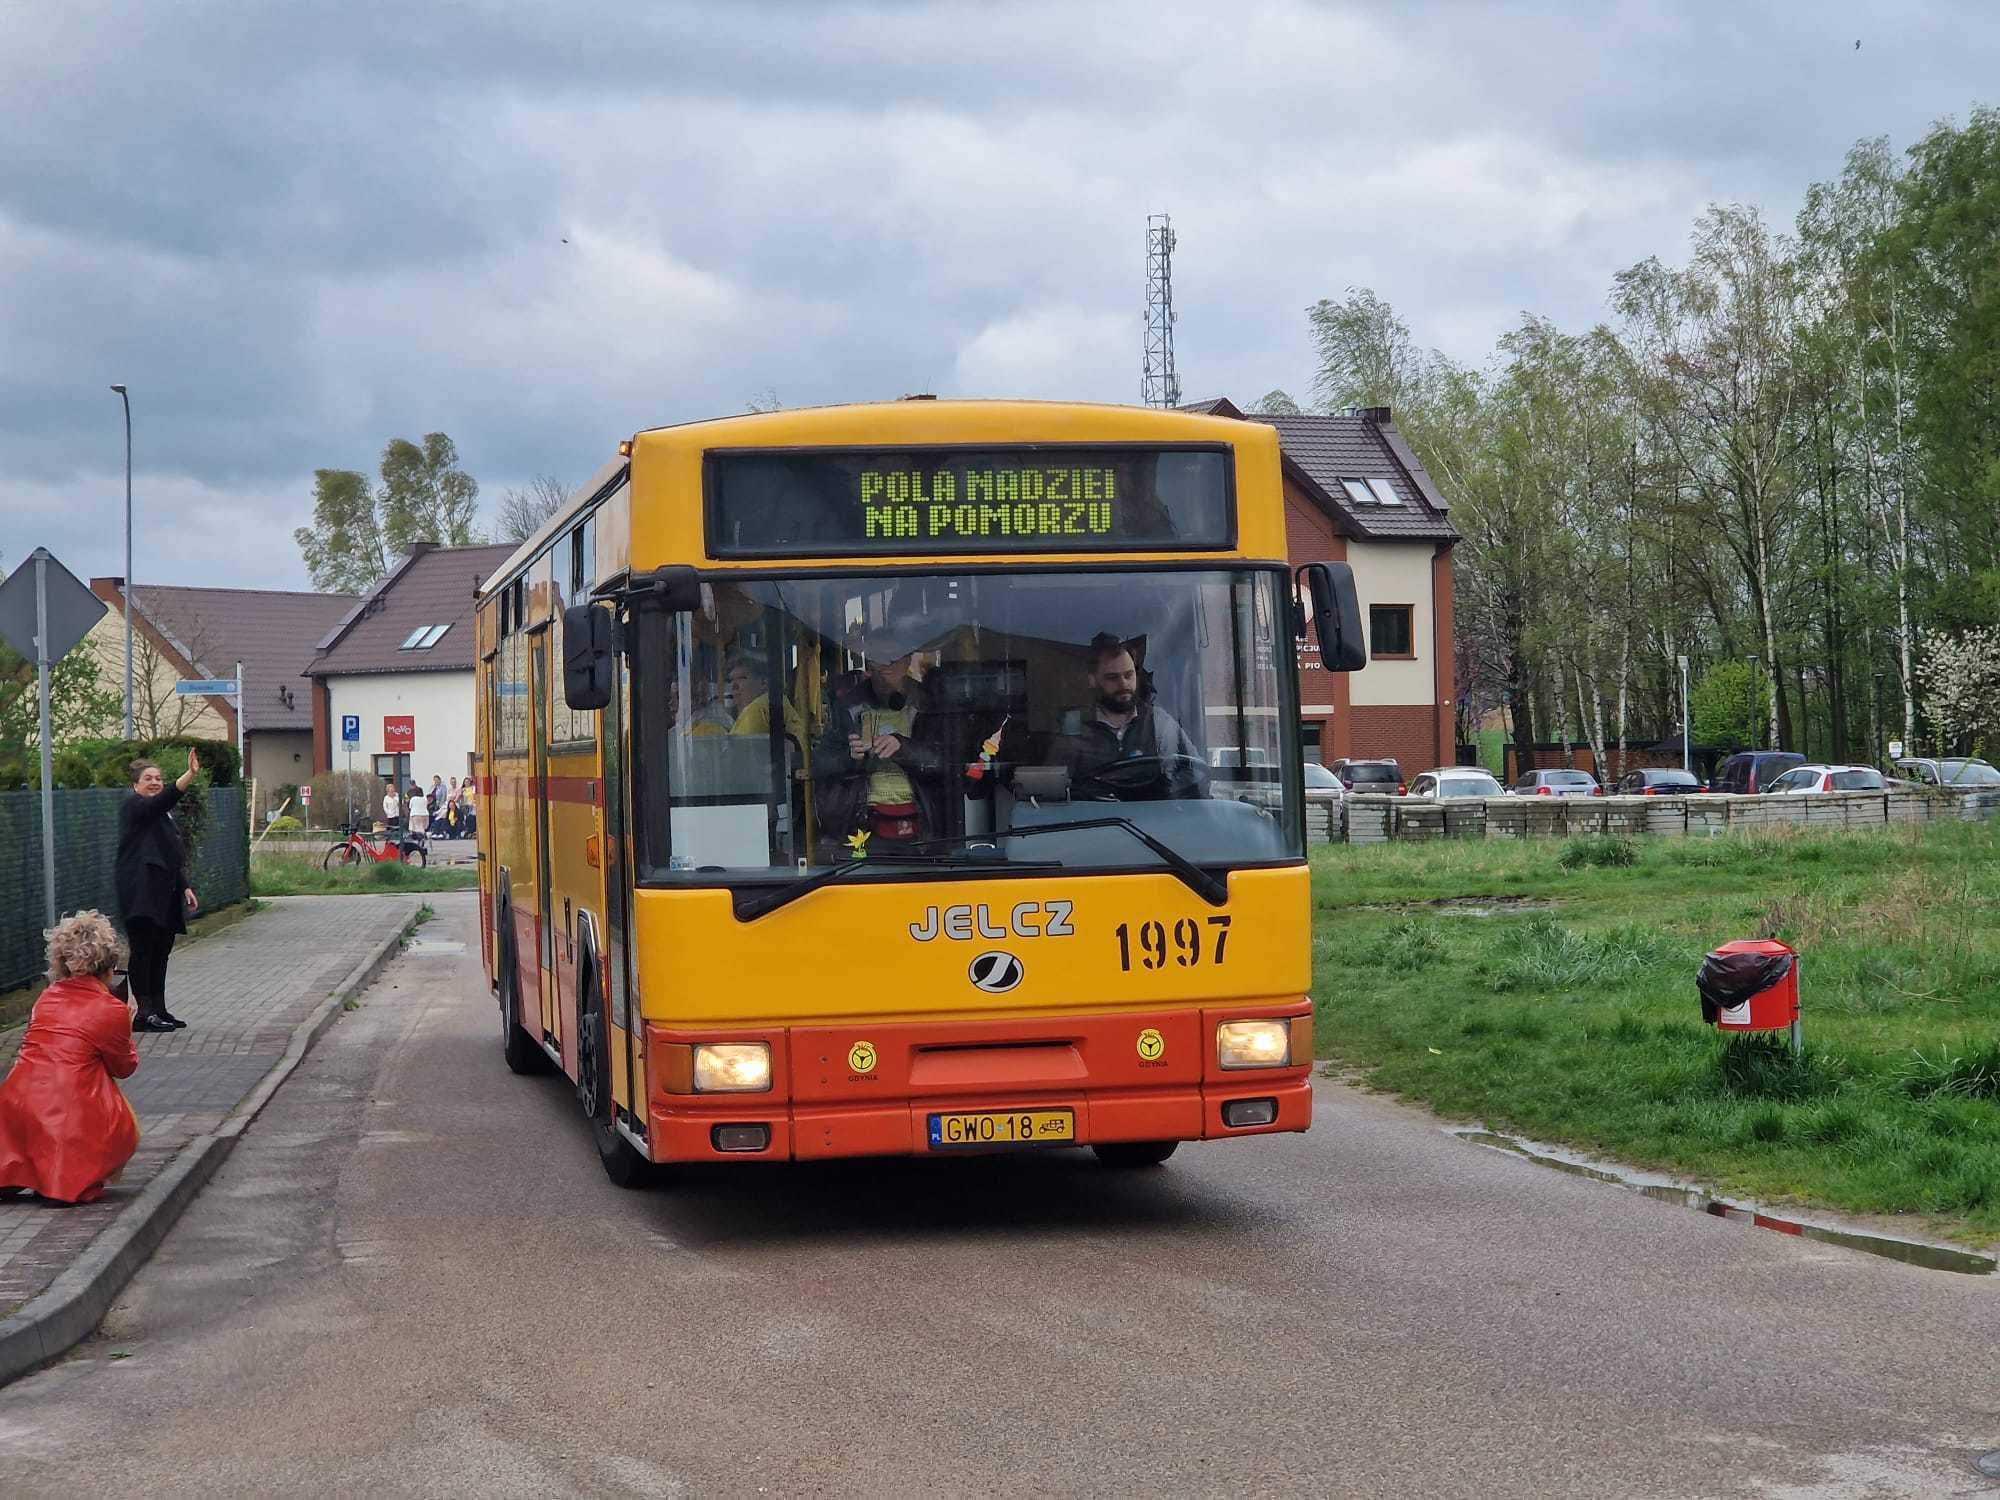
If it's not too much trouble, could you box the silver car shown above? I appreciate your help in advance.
[1893,757,2000,788]
[1408,769,1504,799]
[1509,769,1602,797]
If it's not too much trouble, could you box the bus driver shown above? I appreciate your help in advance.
[1053,632,1206,799]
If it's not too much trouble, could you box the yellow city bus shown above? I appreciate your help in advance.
[475,400,1364,1185]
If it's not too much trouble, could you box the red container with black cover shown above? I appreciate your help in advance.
[1698,939,1799,1031]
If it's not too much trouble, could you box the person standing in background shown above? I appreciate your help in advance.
[382,781,401,835]
[428,774,448,834]
[407,781,429,843]
[115,751,199,1033]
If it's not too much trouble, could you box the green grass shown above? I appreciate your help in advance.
[1310,819,2000,1243]
[251,850,478,896]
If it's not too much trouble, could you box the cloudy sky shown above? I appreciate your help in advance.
[3,1,1994,593]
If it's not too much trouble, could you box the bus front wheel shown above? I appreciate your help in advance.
[577,966,655,1189]
[1092,1140,1179,1168]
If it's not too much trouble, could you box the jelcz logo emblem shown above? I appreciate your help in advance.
[968,952,1024,993]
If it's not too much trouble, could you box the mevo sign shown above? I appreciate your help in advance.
[383,715,416,753]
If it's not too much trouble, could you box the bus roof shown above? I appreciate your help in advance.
[482,399,1282,594]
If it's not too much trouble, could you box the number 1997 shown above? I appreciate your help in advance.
[1115,915,1231,971]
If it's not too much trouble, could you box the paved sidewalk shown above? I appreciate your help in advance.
[0,895,427,1324]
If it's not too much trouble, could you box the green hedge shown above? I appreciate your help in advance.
[0,734,240,791]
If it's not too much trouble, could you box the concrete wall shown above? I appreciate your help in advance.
[1333,789,1999,846]
[324,671,476,786]
[0,786,249,992]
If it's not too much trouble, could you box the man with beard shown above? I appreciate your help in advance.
[1052,633,1206,799]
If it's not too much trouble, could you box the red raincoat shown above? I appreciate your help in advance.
[0,976,140,1204]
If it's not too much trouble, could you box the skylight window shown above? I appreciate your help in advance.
[1339,478,1404,508]
[399,624,451,650]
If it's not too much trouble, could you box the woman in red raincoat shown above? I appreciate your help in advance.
[0,911,141,1204]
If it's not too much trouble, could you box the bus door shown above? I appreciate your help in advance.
[602,637,640,1124]
[530,627,561,1054]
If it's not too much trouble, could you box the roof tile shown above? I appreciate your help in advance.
[305,543,514,678]
[96,583,359,732]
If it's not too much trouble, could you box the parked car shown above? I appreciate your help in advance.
[1331,758,1405,795]
[1510,769,1602,797]
[1301,760,1345,807]
[1408,769,1505,799]
[1892,756,2000,788]
[1763,764,1887,794]
[1709,751,1805,795]
[1614,768,1707,796]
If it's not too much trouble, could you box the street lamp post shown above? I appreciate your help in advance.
[110,384,132,738]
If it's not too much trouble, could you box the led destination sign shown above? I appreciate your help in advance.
[706,445,1233,558]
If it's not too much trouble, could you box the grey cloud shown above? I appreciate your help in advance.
[3,0,1996,592]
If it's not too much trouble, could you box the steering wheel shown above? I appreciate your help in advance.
[1073,752,1207,799]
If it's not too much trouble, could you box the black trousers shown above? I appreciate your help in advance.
[126,919,177,1010]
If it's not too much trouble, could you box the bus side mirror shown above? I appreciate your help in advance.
[563,603,614,710]
[1303,562,1366,672]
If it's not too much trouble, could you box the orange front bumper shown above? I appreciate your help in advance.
[644,1003,1312,1163]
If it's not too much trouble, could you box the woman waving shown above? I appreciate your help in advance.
[115,748,200,1033]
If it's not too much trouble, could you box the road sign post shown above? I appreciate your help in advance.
[341,713,360,830]
[0,549,109,931]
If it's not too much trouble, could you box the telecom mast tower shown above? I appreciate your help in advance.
[1141,213,1181,408]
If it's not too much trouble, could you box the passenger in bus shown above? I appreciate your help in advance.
[1051,633,1206,799]
[727,654,805,754]
[812,631,948,855]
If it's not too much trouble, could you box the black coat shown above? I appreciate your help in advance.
[810,677,950,849]
[116,784,190,934]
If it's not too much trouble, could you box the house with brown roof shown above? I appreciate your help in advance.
[1183,399,1459,774]
[303,542,515,792]
[87,579,359,798]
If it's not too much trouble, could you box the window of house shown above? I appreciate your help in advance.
[1369,604,1413,657]
[1339,477,1403,507]
[399,624,450,650]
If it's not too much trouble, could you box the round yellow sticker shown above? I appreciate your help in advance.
[1136,1028,1165,1061]
[848,1040,877,1074]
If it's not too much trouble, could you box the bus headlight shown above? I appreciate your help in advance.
[1216,1020,1291,1069]
[693,1042,772,1093]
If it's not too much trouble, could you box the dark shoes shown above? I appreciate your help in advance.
[159,1010,188,1029]
[133,1014,178,1033]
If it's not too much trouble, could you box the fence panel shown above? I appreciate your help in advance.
[0,787,247,993]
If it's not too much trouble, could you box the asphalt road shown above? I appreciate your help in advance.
[2,893,1994,1499]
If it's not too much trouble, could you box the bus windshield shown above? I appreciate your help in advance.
[630,567,1301,885]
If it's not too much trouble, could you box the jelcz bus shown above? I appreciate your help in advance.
[475,400,1364,1184]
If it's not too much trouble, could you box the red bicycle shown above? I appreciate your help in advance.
[322,824,428,870]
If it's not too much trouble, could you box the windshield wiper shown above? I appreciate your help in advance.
[993,816,1229,906]
[733,846,1063,922]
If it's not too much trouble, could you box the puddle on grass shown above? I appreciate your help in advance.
[1451,1127,1997,1277]
[1348,895,1558,918]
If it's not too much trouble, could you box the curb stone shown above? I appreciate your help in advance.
[0,909,419,1387]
